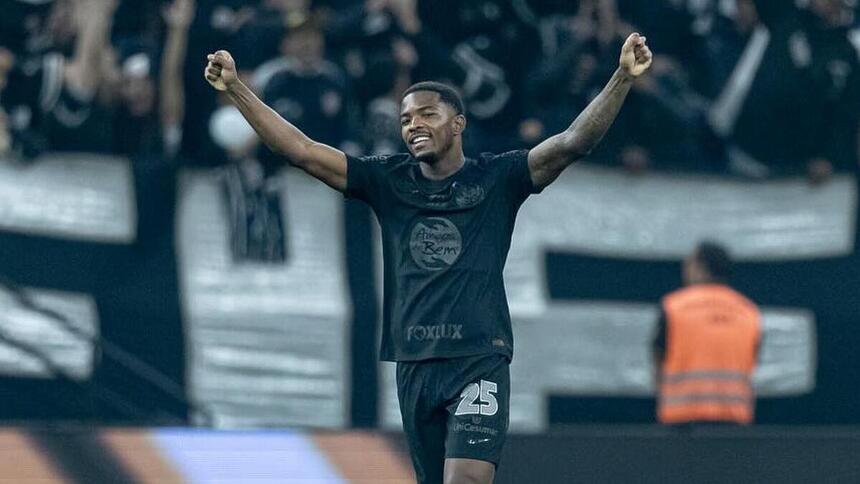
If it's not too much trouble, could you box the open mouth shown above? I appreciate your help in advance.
[410,134,431,148]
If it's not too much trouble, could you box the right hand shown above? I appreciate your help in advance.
[619,33,653,79]
[204,50,238,92]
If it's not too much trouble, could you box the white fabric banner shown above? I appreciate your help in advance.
[178,169,350,428]
[0,154,135,242]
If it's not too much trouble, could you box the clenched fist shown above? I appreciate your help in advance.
[619,33,653,78]
[204,50,238,92]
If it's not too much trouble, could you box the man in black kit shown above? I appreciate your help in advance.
[205,32,652,484]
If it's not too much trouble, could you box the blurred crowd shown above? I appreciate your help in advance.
[0,0,858,182]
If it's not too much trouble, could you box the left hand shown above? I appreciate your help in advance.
[619,33,653,78]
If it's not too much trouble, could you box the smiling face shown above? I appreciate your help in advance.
[400,91,465,163]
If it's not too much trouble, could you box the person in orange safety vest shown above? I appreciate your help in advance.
[654,241,762,425]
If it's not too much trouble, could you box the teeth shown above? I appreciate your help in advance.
[412,136,429,144]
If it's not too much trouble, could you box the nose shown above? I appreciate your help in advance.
[407,117,424,132]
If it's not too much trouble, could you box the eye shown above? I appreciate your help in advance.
[400,118,410,126]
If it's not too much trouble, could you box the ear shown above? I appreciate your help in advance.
[452,114,466,135]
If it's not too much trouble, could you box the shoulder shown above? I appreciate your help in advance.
[477,149,529,164]
[475,149,530,171]
[350,153,413,173]
[354,152,411,165]
[728,288,760,317]
[661,288,686,309]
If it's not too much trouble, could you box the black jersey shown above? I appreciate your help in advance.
[346,149,540,361]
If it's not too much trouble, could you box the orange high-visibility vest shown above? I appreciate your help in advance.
[658,283,761,424]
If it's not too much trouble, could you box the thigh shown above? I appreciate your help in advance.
[442,355,510,466]
[444,458,496,484]
[397,361,447,484]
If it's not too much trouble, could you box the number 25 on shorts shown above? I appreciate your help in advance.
[455,379,498,416]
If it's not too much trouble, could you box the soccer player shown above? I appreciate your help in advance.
[204,32,652,484]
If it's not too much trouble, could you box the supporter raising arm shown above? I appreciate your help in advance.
[65,0,117,101]
[203,50,347,191]
[160,0,195,156]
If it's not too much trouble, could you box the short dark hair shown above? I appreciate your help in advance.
[695,241,733,282]
[402,81,465,115]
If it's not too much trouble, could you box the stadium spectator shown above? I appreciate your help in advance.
[358,36,418,155]
[524,0,714,173]
[696,0,763,100]
[411,0,540,153]
[325,0,420,154]
[105,0,194,158]
[0,0,855,176]
[654,241,762,425]
[1,0,116,156]
[521,0,620,150]
[253,14,355,162]
[613,55,716,173]
[0,0,56,58]
[708,0,860,181]
[616,0,702,65]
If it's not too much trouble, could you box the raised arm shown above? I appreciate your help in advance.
[527,33,652,190]
[204,50,347,191]
[64,0,117,99]
[160,0,194,155]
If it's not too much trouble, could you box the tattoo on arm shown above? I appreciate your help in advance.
[567,68,633,155]
[529,68,633,189]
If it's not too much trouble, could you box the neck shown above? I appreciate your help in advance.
[419,149,465,181]
[687,277,721,286]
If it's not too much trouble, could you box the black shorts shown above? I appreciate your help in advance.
[396,353,510,484]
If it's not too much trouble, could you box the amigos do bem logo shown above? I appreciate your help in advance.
[409,217,462,271]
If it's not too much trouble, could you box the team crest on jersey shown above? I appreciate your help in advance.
[409,217,462,271]
[452,182,485,208]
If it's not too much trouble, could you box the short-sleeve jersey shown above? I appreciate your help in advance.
[346,149,540,361]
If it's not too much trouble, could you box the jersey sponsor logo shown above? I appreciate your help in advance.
[408,217,462,270]
[405,323,463,342]
[452,422,499,436]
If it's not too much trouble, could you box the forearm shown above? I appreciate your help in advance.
[159,26,188,127]
[225,80,314,164]
[65,6,112,97]
[527,68,634,188]
[563,68,633,156]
